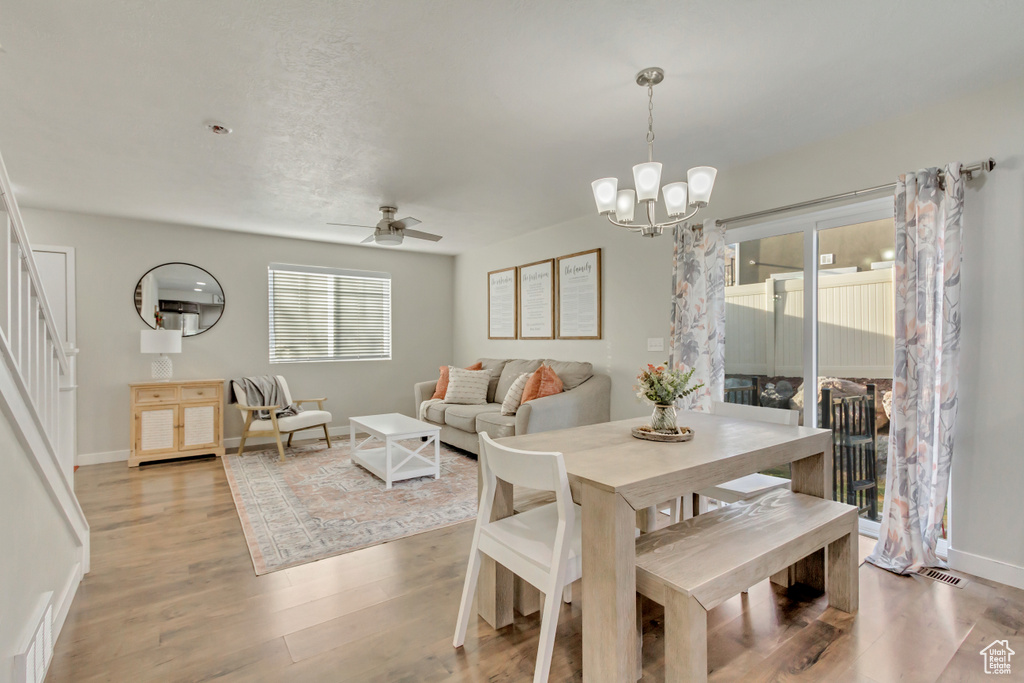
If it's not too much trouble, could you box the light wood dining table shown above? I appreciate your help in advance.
[480,411,832,683]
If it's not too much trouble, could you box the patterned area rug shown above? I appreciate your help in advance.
[222,439,479,575]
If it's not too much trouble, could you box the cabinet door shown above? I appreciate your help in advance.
[135,405,180,455]
[181,401,221,451]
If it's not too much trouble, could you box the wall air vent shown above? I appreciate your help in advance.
[13,592,55,683]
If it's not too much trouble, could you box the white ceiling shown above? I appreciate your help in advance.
[1,1,1023,254]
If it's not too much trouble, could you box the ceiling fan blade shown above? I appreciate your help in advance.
[327,222,375,229]
[360,234,376,244]
[391,217,421,230]
[402,228,443,242]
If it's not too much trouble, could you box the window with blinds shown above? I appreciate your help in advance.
[268,263,391,363]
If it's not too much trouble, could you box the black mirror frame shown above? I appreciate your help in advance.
[134,262,225,337]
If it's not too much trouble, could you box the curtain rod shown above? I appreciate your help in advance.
[714,158,996,227]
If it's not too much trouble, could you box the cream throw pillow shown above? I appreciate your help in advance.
[443,367,490,405]
[500,373,531,416]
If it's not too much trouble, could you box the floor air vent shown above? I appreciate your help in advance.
[917,567,968,588]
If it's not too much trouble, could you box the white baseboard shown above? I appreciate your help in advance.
[77,449,129,465]
[948,547,1024,591]
[77,426,354,466]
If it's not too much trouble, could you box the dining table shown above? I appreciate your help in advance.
[481,410,833,683]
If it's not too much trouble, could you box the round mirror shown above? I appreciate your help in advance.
[134,263,225,336]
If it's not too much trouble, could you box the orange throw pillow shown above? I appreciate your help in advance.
[432,361,483,399]
[520,365,563,404]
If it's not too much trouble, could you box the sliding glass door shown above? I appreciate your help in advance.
[722,197,930,540]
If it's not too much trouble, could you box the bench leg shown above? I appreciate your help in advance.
[665,592,707,683]
[827,526,859,613]
[514,576,541,616]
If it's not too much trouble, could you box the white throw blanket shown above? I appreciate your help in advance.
[418,398,443,422]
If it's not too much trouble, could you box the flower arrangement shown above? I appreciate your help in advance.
[635,364,704,406]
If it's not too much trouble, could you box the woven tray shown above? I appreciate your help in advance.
[631,426,694,442]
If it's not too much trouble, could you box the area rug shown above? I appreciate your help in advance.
[222,439,479,575]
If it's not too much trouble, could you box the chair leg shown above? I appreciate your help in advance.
[453,541,483,648]
[562,582,572,604]
[533,583,565,683]
[274,431,286,462]
[287,432,294,447]
[668,497,681,524]
[322,423,332,448]
[237,432,248,456]
[665,592,707,683]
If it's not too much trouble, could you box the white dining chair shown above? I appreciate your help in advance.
[696,400,799,511]
[453,432,581,683]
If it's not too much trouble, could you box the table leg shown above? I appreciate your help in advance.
[385,436,393,490]
[582,483,637,683]
[788,450,828,591]
[433,432,440,479]
[476,473,514,629]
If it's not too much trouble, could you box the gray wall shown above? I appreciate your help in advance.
[453,76,1024,583]
[0,412,79,683]
[23,209,455,456]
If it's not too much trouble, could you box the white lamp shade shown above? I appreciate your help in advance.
[141,329,182,354]
[632,162,662,201]
[615,189,636,222]
[663,182,688,216]
[687,166,717,205]
[591,177,618,214]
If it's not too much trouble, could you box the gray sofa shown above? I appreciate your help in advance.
[414,358,611,454]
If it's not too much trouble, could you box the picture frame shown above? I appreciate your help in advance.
[556,248,602,339]
[518,258,555,340]
[487,266,518,339]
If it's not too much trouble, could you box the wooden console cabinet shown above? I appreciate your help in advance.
[129,379,225,467]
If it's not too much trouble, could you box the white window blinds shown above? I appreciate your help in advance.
[268,263,391,363]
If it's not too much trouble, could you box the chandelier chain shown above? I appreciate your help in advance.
[646,84,655,162]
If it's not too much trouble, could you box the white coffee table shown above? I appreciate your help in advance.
[349,413,441,489]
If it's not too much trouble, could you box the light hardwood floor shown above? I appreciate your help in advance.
[49,454,1023,682]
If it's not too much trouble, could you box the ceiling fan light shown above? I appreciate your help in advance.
[687,166,717,206]
[632,162,662,202]
[591,178,618,214]
[615,189,636,223]
[663,182,688,216]
[375,232,403,246]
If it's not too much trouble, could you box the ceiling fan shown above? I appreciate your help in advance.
[327,206,442,246]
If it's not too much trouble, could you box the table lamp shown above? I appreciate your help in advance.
[140,329,182,381]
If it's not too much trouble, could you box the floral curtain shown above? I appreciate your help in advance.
[668,218,726,411]
[867,164,964,574]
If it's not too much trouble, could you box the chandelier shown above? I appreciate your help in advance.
[591,67,717,237]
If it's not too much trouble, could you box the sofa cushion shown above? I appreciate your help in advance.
[444,367,491,405]
[542,359,594,391]
[444,403,503,432]
[477,412,516,439]
[424,402,450,425]
[495,359,543,404]
[477,358,509,403]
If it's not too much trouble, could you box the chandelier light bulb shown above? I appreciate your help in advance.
[615,189,636,223]
[591,177,618,214]
[663,182,688,217]
[687,166,718,206]
[632,162,662,202]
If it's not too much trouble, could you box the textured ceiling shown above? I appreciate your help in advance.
[1,1,1023,254]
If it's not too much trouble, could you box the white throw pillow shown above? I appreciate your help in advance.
[444,367,491,405]
[501,373,531,416]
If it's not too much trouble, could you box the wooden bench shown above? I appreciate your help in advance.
[634,488,859,683]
